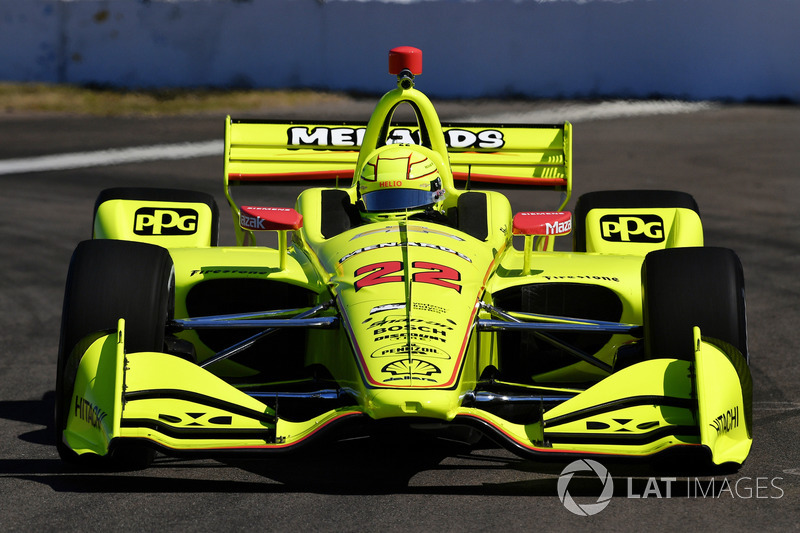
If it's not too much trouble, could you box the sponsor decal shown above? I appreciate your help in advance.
[158,412,233,426]
[541,274,620,282]
[134,207,198,236]
[369,302,406,315]
[74,395,108,429]
[585,419,659,431]
[288,126,366,147]
[367,301,448,316]
[350,225,465,242]
[710,406,739,435]
[600,214,664,243]
[381,359,442,382]
[373,331,448,344]
[367,316,455,332]
[287,126,504,149]
[239,206,302,231]
[240,212,265,230]
[190,268,273,277]
[340,242,471,264]
[370,342,451,360]
[445,128,504,149]
[368,315,455,344]
[412,302,447,315]
[547,218,572,235]
[514,211,572,236]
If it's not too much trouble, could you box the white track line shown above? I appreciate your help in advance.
[0,140,223,176]
[0,101,713,176]
[455,100,716,123]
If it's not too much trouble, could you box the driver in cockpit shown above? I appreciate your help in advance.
[356,145,449,225]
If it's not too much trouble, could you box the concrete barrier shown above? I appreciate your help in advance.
[1,0,798,102]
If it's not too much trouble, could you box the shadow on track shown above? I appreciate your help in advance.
[3,390,742,497]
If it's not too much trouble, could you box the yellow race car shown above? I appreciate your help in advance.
[55,47,751,471]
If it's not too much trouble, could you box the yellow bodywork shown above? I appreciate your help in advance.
[62,59,751,470]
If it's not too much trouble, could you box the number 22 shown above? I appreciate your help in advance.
[354,261,461,293]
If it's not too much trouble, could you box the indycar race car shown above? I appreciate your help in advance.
[55,47,752,472]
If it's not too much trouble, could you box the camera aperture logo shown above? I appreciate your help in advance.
[557,459,614,516]
[557,459,785,516]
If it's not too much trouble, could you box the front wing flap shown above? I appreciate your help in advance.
[457,328,752,466]
[63,320,751,467]
[62,320,362,457]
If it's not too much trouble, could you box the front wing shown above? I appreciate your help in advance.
[62,320,751,466]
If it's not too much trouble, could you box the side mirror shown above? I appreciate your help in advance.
[512,211,572,275]
[512,211,572,236]
[239,206,303,270]
[240,206,303,231]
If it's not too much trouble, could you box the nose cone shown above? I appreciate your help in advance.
[333,225,482,390]
[325,220,498,390]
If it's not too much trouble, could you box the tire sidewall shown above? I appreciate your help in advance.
[55,240,174,467]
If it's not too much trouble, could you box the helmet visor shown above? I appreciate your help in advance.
[361,189,441,212]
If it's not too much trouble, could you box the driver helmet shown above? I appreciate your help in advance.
[358,145,445,222]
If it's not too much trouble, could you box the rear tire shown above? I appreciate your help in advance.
[642,247,747,362]
[55,240,174,469]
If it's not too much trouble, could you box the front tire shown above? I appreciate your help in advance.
[55,240,174,469]
[642,247,747,362]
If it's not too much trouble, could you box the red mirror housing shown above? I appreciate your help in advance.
[239,206,303,232]
[512,211,572,236]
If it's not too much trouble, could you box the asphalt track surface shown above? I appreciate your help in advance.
[1,100,799,531]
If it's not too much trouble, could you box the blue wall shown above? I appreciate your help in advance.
[2,0,798,102]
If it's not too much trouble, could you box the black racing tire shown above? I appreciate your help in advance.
[93,187,220,245]
[642,247,747,362]
[55,239,174,469]
[573,190,699,252]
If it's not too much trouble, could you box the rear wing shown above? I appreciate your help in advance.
[224,116,571,193]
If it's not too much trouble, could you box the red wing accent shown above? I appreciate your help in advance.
[228,169,355,182]
[512,211,572,236]
[240,206,303,231]
[452,172,568,187]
